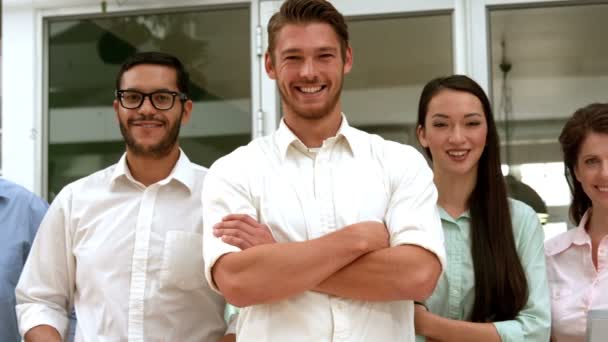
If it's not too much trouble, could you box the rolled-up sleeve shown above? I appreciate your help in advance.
[384,143,446,271]
[15,189,76,339]
[493,201,551,341]
[202,151,256,294]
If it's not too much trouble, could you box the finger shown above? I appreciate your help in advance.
[222,213,252,222]
[214,227,256,241]
[215,220,258,235]
[222,214,262,228]
[220,235,252,250]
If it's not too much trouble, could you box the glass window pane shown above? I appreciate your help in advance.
[47,7,251,199]
[489,3,608,226]
[343,14,453,145]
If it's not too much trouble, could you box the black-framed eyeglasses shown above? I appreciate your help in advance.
[115,89,188,110]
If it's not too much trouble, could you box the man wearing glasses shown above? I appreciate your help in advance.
[16,52,236,342]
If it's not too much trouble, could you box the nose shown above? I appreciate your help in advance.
[138,95,156,114]
[448,125,466,144]
[601,160,608,177]
[299,58,317,81]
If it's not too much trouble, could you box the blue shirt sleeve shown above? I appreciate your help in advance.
[0,182,48,342]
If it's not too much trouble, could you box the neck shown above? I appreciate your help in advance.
[588,206,608,238]
[125,146,180,186]
[434,168,477,218]
[283,106,343,148]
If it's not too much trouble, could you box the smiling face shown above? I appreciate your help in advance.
[113,64,192,159]
[265,22,352,122]
[574,132,608,212]
[417,89,488,179]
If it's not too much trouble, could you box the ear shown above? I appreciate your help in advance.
[343,45,353,74]
[180,100,193,125]
[265,52,277,80]
[416,124,429,148]
[113,99,120,123]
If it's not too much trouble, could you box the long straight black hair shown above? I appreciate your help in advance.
[416,75,528,322]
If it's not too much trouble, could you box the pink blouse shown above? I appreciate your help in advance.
[545,211,608,342]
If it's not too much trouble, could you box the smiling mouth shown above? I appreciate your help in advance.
[447,150,469,158]
[131,121,164,128]
[597,186,608,193]
[296,85,325,94]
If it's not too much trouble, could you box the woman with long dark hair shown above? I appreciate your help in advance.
[545,103,608,342]
[413,75,550,341]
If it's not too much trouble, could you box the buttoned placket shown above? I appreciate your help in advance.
[314,138,349,342]
[127,183,160,341]
[588,235,608,314]
[446,217,464,319]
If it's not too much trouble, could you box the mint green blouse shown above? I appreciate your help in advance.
[419,199,551,341]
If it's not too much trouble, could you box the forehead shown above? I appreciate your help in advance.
[274,22,341,53]
[427,89,485,119]
[120,64,178,91]
[579,132,608,156]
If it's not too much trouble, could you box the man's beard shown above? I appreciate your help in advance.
[119,112,182,159]
[279,75,344,121]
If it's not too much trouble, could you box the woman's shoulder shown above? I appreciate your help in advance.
[544,228,578,258]
[507,198,545,246]
[508,198,540,226]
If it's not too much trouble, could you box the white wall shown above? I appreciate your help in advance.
[2,6,39,192]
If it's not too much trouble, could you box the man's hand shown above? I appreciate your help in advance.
[346,221,390,253]
[24,324,62,342]
[214,214,276,249]
[415,304,440,342]
[217,333,236,342]
[414,303,429,336]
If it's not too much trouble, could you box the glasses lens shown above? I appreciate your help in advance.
[121,91,143,108]
[151,92,175,110]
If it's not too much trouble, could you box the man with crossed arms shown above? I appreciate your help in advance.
[202,0,446,341]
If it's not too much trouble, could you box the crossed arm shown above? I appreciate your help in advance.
[414,305,501,342]
[212,214,441,306]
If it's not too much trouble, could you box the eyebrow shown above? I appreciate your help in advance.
[430,113,483,119]
[279,46,338,56]
[122,87,175,92]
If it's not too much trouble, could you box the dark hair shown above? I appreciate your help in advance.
[559,103,608,225]
[267,0,349,61]
[416,75,528,322]
[115,51,190,96]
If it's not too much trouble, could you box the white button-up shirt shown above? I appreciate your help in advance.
[545,210,608,342]
[16,151,230,342]
[203,117,446,342]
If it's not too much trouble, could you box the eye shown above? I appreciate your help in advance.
[284,55,300,61]
[153,93,173,104]
[123,92,141,102]
[319,53,334,59]
[432,122,448,128]
[466,121,481,127]
[584,157,599,165]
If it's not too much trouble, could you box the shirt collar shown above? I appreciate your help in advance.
[571,209,592,245]
[110,149,195,193]
[0,178,12,199]
[275,113,360,161]
[545,209,591,256]
[438,206,471,222]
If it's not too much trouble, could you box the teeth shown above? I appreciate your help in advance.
[300,86,322,93]
[598,186,608,192]
[448,151,467,157]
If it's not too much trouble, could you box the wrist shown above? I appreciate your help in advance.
[420,309,441,339]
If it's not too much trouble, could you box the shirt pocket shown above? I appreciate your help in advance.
[159,230,206,291]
